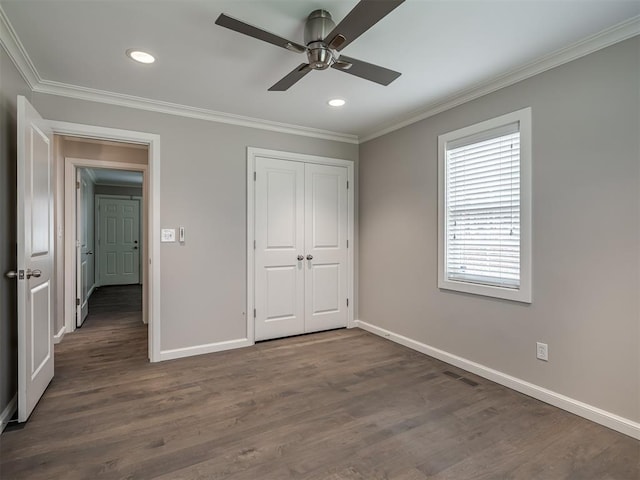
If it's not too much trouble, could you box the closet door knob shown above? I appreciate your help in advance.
[306,254,313,260]
[297,255,304,261]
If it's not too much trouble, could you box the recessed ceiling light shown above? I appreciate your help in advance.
[328,98,346,107]
[126,49,155,64]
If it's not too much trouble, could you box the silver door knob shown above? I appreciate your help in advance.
[5,271,18,279]
[306,254,313,260]
[133,246,138,250]
[26,269,41,279]
[297,255,304,261]
[87,251,93,255]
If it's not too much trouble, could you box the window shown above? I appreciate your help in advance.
[438,108,531,303]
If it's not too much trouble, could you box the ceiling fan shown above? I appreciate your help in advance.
[215,0,405,91]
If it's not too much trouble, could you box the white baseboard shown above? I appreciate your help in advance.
[53,325,66,344]
[0,394,17,434]
[159,338,253,361]
[355,320,640,440]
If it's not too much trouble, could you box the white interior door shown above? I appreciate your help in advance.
[76,171,89,326]
[98,197,140,285]
[254,157,348,341]
[304,164,348,333]
[16,95,54,422]
[254,157,305,341]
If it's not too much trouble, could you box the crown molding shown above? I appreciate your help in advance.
[0,4,40,88]
[359,15,640,143]
[32,80,359,144]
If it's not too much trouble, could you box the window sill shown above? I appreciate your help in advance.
[438,278,532,303]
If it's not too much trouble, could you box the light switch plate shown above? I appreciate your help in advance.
[161,229,176,242]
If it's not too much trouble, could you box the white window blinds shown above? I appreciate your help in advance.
[445,122,520,289]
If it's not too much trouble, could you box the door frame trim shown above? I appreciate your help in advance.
[246,147,355,343]
[52,120,161,362]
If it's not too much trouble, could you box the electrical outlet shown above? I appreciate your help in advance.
[536,342,548,361]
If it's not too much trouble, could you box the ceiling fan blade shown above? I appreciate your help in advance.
[268,64,313,91]
[324,0,405,52]
[215,14,306,53]
[331,55,401,86]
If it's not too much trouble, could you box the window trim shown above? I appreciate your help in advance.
[438,107,532,303]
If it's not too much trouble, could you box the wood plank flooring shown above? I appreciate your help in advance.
[0,289,638,479]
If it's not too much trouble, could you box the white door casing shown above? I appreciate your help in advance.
[98,197,140,286]
[254,158,305,341]
[251,149,352,342]
[16,96,54,422]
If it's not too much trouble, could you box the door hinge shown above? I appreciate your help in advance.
[346,298,349,307]
[347,180,349,189]
[253,308,256,318]
[76,181,80,189]
[254,240,256,249]
[76,298,80,306]
[254,171,256,181]
[347,239,349,248]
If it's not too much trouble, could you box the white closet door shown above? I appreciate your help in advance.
[254,157,305,341]
[304,163,348,333]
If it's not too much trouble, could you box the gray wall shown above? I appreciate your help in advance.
[0,48,31,420]
[32,93,358,351]
[359,38,640,422]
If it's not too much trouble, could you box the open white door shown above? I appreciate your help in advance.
[15,96,55,422]
[76,170,89,326]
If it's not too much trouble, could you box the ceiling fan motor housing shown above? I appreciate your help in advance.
[305,9,338,70]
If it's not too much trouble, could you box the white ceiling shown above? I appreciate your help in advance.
[1,1,638,140]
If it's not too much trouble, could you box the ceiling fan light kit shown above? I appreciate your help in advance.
[215,0,405,91]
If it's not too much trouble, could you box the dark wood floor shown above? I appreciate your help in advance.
[87,284,143,316]
[0,292,638,479]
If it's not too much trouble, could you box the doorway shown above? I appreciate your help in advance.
[75,165,144,327]
[63,154,146,327]
[51,125,161,362]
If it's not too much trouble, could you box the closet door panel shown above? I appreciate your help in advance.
[254,157,305,341]
[304,164,348,333]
